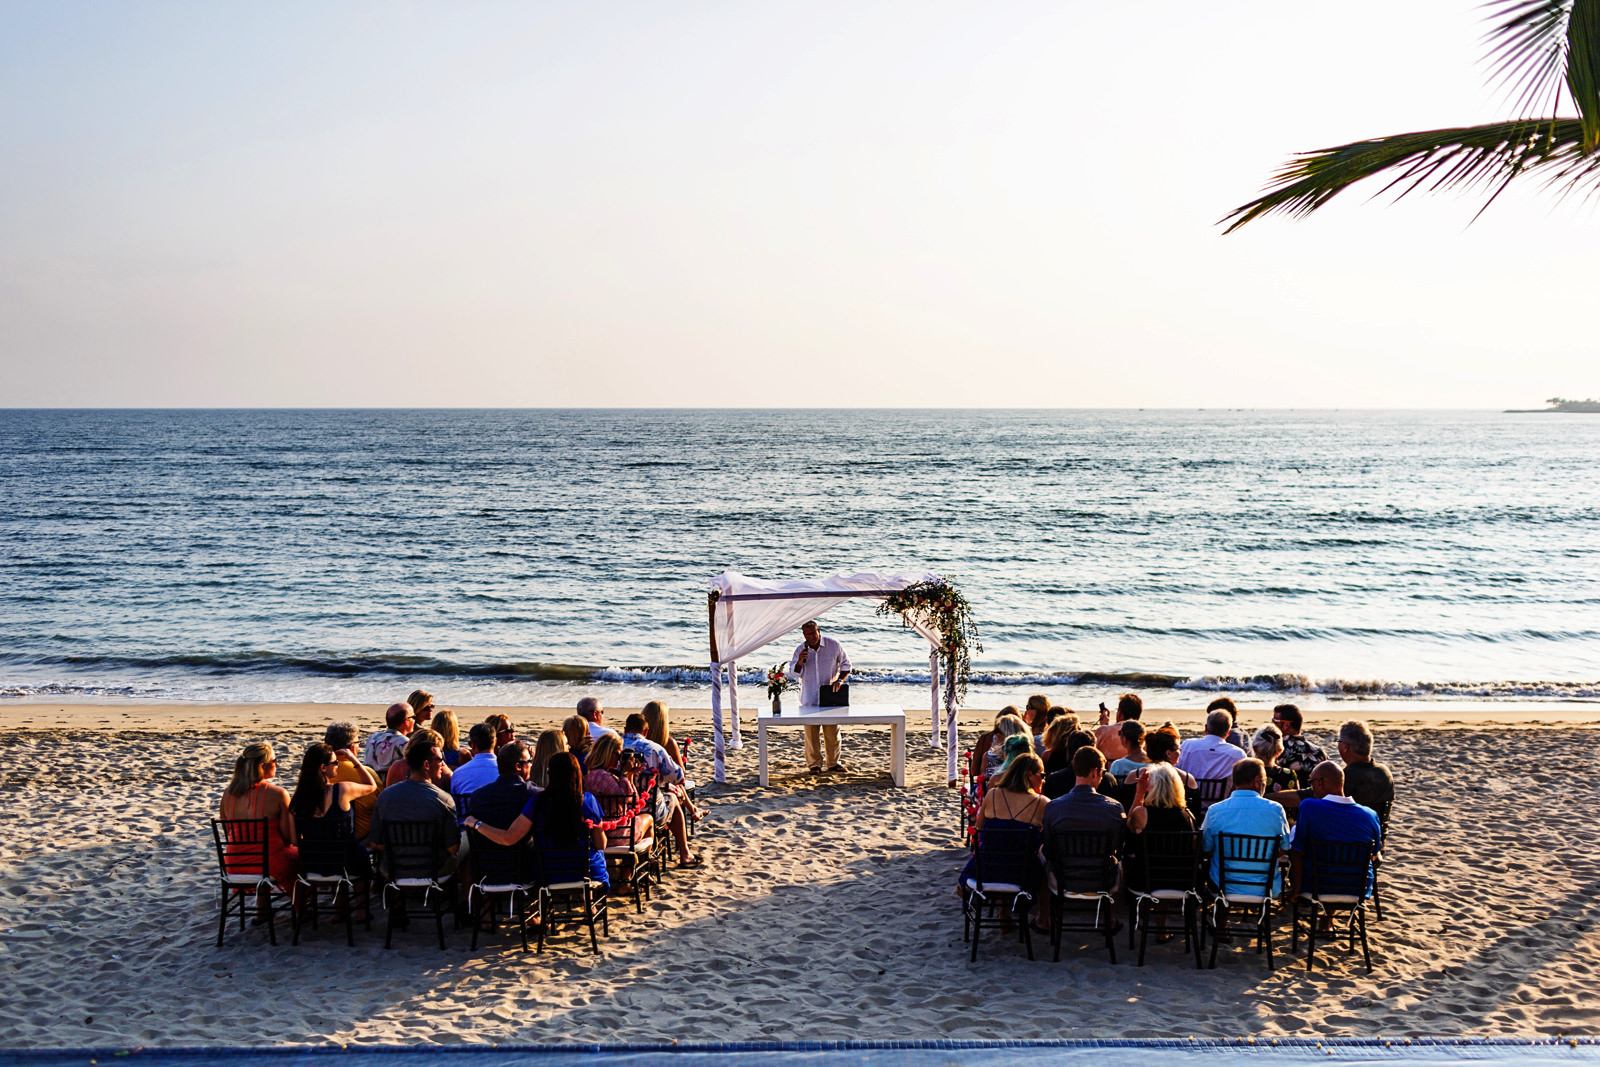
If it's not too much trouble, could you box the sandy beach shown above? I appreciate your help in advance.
[1,700,1597,1047]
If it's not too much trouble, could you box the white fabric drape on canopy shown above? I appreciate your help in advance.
[706,570,961,784]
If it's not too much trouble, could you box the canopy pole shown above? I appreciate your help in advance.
[727,660,742,750]
[928,648,941,748]
[944,655,959,786]
[711,661,726,783]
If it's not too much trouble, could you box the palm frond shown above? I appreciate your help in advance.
[1567,0,1600,148]
[1221,119,1599,233]
[1482,0,1573,118]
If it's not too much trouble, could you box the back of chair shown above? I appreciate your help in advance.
[297,815,354,878]
[1106,782,1137,811]
[971,823,1039,891]
[1214,832,1280,898]
[212,818,271,879]
[535,845,595,887]
[1303,838,1377,900]
[381,820,448,882]
[1044,829,1118,895]
[471,829,535,887]
[1193,777,1231,814]
[1128,830,1203,896]
[593,791,644,848]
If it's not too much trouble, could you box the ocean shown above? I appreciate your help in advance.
[2,408,1598,711]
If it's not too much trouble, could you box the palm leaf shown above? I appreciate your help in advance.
[1482,0,1574,118]
[1221,119,1598,233]
[1567,0,1600,149]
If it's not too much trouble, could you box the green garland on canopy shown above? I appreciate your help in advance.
[876,578,982,701]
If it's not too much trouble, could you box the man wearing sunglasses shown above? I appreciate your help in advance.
[363,701,417,775]
[460,740,540,834]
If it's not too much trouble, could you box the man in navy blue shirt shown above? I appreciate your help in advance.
[1288,761,1382,899]
[463,741,540,835]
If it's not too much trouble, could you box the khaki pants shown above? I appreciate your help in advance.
[804,724,840,769]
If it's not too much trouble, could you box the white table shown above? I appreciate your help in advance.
[757,704,906,787]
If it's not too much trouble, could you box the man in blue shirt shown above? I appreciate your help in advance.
[449,722,501,823]
[1200,758,1291,895]
[463,741,540,833]
[1289,761,1382,898]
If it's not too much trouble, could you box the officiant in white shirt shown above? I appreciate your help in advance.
[789,619,853,774]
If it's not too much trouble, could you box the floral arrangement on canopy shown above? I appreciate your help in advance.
[876,578,982,700]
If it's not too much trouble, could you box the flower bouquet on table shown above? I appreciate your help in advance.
[766,664,797,714]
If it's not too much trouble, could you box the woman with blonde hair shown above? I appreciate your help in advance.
[1252,722,1295,791]
[1041,715,1079,776]
[430,709,468,769]
[1128,762,1196,834]
[218,742,298,888]
[529,728,568,788]
[641,700,701,822]
[562,715,592,770]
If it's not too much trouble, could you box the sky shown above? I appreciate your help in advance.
[1,0,1595,408]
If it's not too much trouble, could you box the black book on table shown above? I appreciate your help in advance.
[818,683,849,708]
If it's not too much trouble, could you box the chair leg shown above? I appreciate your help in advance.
[217,886,230,946]
[1188,899,1203,969]
[1021,902,1034,962]
[384,888,396,950]
[1136,899,1149,967]
[1051,896,1063,963]
[1207,905,1221,969]
[433,892,447,950]
[1128,897,1137,950]
[1104,900,1117,965]
[262,887,277,946]
[1358,907,1372,973]
[1305,905,1318,972]
[470,891,483,951]
[1263,906,1274,972]
[970,901,982,962]
[291,884,304,947]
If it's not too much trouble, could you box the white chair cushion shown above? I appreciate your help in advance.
[299,873,349,884]
[477,882,532,894]
[223,874,268,887]
[1219,893,1267,905]
[603,838,655,856]
[964,877,1024,893]
[1299,893,1362,904]
[1137,889,1193,901]
[544,880,593,891]
[392,877,440,889]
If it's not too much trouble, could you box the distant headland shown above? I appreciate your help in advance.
[1505,397,1600,413]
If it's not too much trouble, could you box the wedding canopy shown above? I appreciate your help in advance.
[705,570,962,784]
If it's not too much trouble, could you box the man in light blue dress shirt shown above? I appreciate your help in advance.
[1200,758,1291,895]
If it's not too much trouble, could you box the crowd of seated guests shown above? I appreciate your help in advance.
[216,695,707,930]
[961,694,1396,950]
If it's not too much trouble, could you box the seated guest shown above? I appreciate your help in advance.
[959,754,1047,931]
[583,730,656,848]
[480,713,515,752]
[1041,747,1127,922]
[369,736,460,877]
[430,709,469,769]
[466,753,607,889]
[970,706,1021,780]
[1023,694,1051,753]
[562,715,593,770]
[449,722,502,817]
[363,702,416,775]
[577,696,607,740]
[1288,761,1383,898]
[1139,727,1199,791]
[642,700,701,822]
[408,690,436,721]
[1043,729,1100,799]
[1206,696,1249,749]
[1272,704,1327,784]
[622,713,701,868]
[386,728,452,789]
[1095,692,1143,762]
[1176,710,1248,783]
[218,742,298,889]
[973,753,1047,832]
[1041,716,1077,776]
[1199,758,1290,895]
[1252,723,1296,791]
[993,733,1035,780]
[1338,721,1395,825]
[462,741,540,829]
[326,721,379,841]
[1128,763,1196,834]
[1108,720,1151,779]
[981,711,1029,779]
[288,742,376,877]
[530,728,568,787]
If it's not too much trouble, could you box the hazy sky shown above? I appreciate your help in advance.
[2,0,1595,408]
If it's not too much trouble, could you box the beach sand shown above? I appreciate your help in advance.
[1,700,1597,1047]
